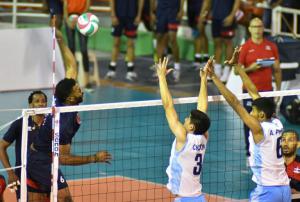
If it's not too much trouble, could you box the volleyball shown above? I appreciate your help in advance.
[76,13,99,37]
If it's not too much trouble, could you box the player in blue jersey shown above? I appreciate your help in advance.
[106,0,144,82]
[206,47,291,202]
[201,0,240,82]
[156,0,185,82]
[27,78,112,201]
[157,57,211,201]
[187,0,209,69]
[0,90,47,200]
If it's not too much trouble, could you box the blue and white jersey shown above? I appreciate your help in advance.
[166,133,207,197]
[248,118,289,186]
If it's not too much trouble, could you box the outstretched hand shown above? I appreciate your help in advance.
[156,57,172,78]
[203,56,215,78]
[95,151,112,164]
[224,46,241,67]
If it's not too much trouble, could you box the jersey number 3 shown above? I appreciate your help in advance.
[193,153,202,175]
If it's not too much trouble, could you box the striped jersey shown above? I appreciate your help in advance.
[166,133,207,197]
[248,118,289,186]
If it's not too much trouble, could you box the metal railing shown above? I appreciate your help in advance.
[0,1,111,28]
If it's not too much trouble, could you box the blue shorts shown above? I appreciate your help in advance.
[46,0,63,16]
[187,0,203,28]
[250,185,291,202]
[174,194,206,202]
[156,8,179,33]
[112,17,137,38]
[27,150,68,193]
[211,19,235,39]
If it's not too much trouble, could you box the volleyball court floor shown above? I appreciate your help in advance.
[0,55,299,201]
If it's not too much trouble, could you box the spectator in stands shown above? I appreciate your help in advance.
[238,17,281,157]
[187,0,209,70]
[105,0,144,82]
[155,0,185,82]
[63,0,92,89]
[44,0,64,29]
[201,0,240,83]
[0,90,47,200]
[282,130,300,197]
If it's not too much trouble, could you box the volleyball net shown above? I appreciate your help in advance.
[0,89,300,202]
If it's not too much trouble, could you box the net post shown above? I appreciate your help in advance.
[51,107,60,202]
[20,109,29,202]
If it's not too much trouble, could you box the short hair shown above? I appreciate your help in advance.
[283,130,299,141]
[55,78,76,103]
[252,97,275,119]
[28,90,47,104]
[190,109,211,135]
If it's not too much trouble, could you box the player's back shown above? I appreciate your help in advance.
[248,118,289,186]
[166,133,207,197]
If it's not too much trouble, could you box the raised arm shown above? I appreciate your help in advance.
[273,59,281,91]
[225,47,260,100]
[156,58,186,143]
[55,29,78,80]
[197,58,213,113]
[207,61,264,144]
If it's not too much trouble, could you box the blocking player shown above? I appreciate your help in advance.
[157,57,211,201]
[206,48,290,201]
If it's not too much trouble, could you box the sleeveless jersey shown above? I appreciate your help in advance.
[248,118,290,186]
[166,133,207,197]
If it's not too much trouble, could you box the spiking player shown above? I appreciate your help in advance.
[157,57,211,201]
[206,47,291,201]
[26,30,112,201]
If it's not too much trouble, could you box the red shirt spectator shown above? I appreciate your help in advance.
[239,38,279,91]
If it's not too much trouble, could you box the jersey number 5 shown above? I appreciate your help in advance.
[193,153,202,175]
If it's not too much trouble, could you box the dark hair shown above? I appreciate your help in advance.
[55,78,76,103]
[283,130,299,141]
[190,109,210,134]
[252,97,275,119]
[28,90,47,104]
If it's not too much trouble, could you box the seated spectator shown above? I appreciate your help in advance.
[282,130,300,201]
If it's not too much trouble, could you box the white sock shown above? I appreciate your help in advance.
[110,61,117,67]
[220,65,231,82]
[174,63,180,70]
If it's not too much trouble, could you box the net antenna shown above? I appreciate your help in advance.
[50,15,60,202]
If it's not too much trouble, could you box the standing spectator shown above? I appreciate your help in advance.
[282,130,300,199]
[105,0,144,82]
[63,0,91,88]
[44,0,64,29]
[239,17,282,157]
[155,0,185,82]
[0,91,47,200]
[201,0,240,82]
[187,0,209,69]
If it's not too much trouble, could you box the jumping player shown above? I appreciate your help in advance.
[206,48,291,201]
[157,57,211,201]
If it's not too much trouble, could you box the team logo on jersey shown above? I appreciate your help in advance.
[293,167,300,174]
[265,45,272,51]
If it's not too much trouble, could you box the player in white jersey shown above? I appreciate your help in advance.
[156,57,211,202]
[206,47,291,202]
